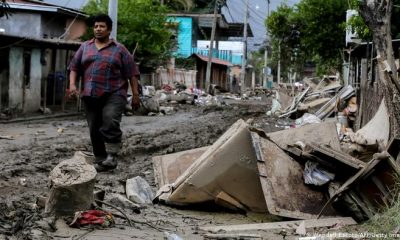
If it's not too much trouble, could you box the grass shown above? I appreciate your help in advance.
[360,176,400,236]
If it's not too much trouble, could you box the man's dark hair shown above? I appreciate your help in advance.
[93,14,112,30]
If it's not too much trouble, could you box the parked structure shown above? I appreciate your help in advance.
[0,0,87,115]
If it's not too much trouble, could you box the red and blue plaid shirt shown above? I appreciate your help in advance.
[68,39,139,98]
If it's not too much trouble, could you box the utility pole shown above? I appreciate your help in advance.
[263,0,270,88]
[108,0,118,40]
[205,1,219,92]
[277,43,281,85]
[240,0,249,95]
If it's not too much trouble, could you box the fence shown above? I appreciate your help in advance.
[140,68,197,89]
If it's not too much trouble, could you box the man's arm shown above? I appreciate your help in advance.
[69,70,78,94]
[130,76,140,109]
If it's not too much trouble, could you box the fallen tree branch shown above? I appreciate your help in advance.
[94,199,166,232]
[94,200,133,227]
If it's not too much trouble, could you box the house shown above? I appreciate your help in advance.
[0,0,87,116]
[166,13,253,92]
[190,54,232,91]
[343,39,400,130]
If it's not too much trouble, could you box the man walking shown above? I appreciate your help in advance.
[68,14,140,172]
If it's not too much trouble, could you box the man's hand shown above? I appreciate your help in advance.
[131,94,141,110]
[68,83,79,99]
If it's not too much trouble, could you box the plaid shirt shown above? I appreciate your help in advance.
[69,39,139,98]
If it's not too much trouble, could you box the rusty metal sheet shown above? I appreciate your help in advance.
[268,121,341,152]
[251,132,338,219]
[152,146,209,187]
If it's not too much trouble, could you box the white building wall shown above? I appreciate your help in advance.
[8,47,23,110]
[24,49,42,112]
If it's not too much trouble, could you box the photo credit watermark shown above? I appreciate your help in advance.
[298,232,400,239]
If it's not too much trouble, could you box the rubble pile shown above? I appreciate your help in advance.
[127,81,271,117]
[152,75,399,230]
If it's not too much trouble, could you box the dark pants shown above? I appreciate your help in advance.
[83,94,127,158]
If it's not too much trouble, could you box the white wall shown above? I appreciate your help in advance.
[23,49,42,112]
[0,13,42,38]
[197,40,243,54]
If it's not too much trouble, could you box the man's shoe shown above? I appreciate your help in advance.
[94,154,117,172]
[101,154,118,169]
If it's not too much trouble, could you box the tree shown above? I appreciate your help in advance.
[161,0,194,12]
[266,4,306,81]
[266,0,348,78]
[358,0,400,137]
[83,0,173,67]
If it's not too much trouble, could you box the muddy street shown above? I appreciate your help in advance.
[0,100,296,239]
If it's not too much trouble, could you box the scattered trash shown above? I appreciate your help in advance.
[126,176,154,204]
[164,231,183,240]
[107,193,141,211]
[70,210,114,228]
[0,135,15,140]
[266,94,281,116]
[294,113,321,127]
[303,161,335,186]
[19,178,27,186]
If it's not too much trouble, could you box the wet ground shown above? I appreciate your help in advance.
[0,99,312,239]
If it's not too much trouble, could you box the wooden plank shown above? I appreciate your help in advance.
[306,142,366,169]
[200,217,356,233]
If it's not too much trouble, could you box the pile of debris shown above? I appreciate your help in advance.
[127,82,270,116]
[268,75,355,126]
[152,79,399,229]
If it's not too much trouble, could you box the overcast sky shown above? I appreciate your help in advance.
[41,0,89,9]
[222,0,299,51]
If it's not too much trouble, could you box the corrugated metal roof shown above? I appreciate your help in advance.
[191,53,232,66]
[0,33,81,50]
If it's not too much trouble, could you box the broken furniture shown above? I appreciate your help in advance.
[154,119,268,213]
[289,142,366,175]
[250,133,339,219]
[152,146,208,187]
[319,151,400,221]
[154,119,345,219]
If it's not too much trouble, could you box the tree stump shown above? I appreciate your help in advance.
[45,152,97,216]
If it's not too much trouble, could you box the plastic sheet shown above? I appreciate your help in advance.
[303,161,335,186]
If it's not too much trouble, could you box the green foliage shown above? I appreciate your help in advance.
[361,177,400,234]
[83,0,173,66]
[175,57,196,69]
[266,4,304,79]
[163,0,194,12]
[266,0,348,77]
[346,0,400,41]
[347,14,371,40]
[296,0,347,71]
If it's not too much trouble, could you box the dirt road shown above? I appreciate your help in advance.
[0,100,301,239]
